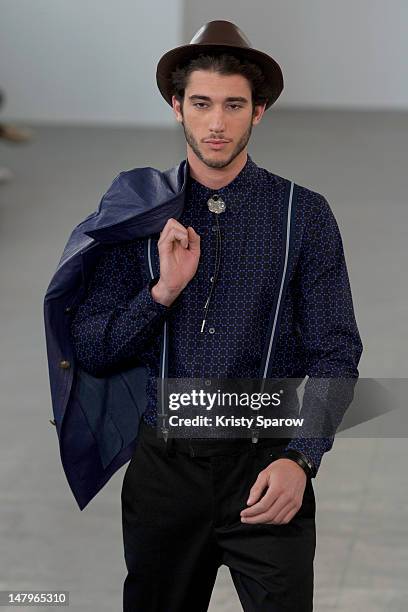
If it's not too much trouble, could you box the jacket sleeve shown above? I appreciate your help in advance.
[285,195,363,476]
[70,242,180,377]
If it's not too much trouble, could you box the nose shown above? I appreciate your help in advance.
[208,106,226,134]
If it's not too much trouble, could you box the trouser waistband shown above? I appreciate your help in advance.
[138,419,291,458]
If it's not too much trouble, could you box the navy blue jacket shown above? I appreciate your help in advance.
[43,157,363,510]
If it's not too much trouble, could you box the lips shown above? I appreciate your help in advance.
[204,139,230,150]
[204,140,229,144]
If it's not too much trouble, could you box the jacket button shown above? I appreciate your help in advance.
[211,226,217,233]
[49,419,56,426]
[59,360,71,369]
[210,276,214,283]
[64,305,72,314]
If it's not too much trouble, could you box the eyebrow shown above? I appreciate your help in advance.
[188,95,249,104]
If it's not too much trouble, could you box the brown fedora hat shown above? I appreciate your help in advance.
[156,20,284,111]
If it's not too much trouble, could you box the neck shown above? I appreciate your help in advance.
[187,148,248,190]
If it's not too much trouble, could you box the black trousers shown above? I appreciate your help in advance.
[121,421,316,612]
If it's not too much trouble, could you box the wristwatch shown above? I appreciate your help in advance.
[276,449,315,479]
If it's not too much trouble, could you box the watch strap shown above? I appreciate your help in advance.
[275,449,315,478]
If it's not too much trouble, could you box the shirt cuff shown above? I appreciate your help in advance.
[144,276,182,313]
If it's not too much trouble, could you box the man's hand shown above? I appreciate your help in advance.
[240,459,307,525]
[151,218,201,306]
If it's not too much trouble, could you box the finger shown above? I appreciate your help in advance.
[245,471,269,506]
[162,229,188,249]
[270,504,298,525]
[160,228,189,249]
[186,226,200,252]
[241,508,280,524]
[159,218,173,240]
[242,500,294,524]
[241,490,288,518]
[159,221,186,244]
[267,498,296,522]
[160,218,187,242]
[241,488,280,517]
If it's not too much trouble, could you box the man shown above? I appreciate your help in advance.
[45,20,362,612]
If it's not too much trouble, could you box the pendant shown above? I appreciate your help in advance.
[207,195,226,214]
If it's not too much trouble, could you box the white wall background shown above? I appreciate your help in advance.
[184,0,408,110]
[0,0,182,125]
[1,0,408,125]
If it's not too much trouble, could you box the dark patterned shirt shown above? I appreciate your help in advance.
[70,154,361,476]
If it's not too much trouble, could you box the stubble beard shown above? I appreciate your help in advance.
[180,112,254,169]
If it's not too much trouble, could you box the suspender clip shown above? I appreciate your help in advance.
[161,427,169,444]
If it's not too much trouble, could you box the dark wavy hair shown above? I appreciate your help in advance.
[170,52,271,114]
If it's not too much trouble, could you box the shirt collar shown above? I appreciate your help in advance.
[186,153,259,202]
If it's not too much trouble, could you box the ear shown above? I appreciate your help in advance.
[172,95,183,123]
[252,102,267,126]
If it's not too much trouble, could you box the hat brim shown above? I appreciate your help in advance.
[156,43,284,110]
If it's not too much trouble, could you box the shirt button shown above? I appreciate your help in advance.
[208,327,215,334]
[205,379,211,386]
[59,360,71,369]
[211,226,217,233]
[210,276,214,283]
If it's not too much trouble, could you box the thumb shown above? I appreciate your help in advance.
[187,226,200,250]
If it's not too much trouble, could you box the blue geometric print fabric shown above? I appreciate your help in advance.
[70,154,363,476]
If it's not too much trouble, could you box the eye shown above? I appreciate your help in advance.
[193,102,208,109]
[228,104,242,110]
